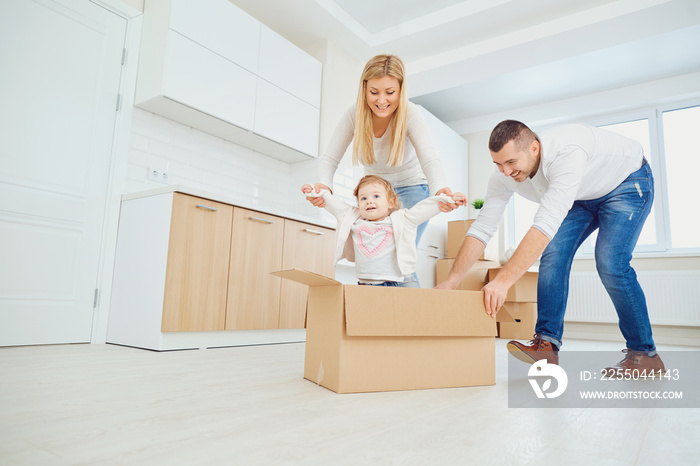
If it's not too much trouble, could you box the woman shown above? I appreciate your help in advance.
[307,54,462,244]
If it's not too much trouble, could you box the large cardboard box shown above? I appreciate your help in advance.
[436,259,500,290]
[488,268,538,302]
[273,269,497,394]
[497,302,537,339]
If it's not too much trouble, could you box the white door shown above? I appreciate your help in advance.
[0,0,126,345]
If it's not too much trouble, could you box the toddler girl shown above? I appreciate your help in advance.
[302,175,465,287]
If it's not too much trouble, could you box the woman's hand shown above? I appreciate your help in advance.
[436,187,465,212]
[303,183,331,208]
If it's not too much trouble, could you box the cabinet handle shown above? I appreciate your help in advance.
[428,255,439,259]
[196,204,218,212]
[249,216,275,224]
[428,244,439,249]
[302,228,324,236]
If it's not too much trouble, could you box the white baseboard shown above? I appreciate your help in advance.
[563,321,700,347]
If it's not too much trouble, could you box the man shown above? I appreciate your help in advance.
[437,120,664,375]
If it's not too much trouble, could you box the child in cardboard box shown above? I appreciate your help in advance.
[302,175,466,287]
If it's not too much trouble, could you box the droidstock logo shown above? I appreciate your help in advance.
[528,359,568,399]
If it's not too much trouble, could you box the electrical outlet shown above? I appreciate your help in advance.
[148,167,171,184]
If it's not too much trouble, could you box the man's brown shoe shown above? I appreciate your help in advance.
[507,334,559,365]
[604,349,666,377]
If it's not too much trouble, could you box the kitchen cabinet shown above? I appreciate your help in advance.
[107,190,335,350]
[226,208,284,330]
[279,220,335,328]
[135,0,322,163]
[254,79,320,158]
[162,194,233,332]
[169,0,260,73]
[258,25,322,108]
[163,31,257,131]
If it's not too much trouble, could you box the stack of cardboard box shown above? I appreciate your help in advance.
[437,219,500,292]
[437,220,538,340]
[487,268,538,339]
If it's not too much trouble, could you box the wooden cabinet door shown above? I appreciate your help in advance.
[279,220,335,328]
[226,208,284,330]
[162,194,233,332]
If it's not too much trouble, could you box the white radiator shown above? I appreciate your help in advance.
[566,271,700,326]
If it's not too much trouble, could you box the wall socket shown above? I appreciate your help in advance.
[148,167,171,184]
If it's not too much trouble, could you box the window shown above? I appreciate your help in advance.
[661,105,700,250]
[505,101,700,256]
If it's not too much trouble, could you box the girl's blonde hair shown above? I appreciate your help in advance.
[353,175,401,213]
[352,54,409,168]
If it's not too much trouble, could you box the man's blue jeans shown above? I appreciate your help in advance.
[394,183,430,287]
[536,160,656,353]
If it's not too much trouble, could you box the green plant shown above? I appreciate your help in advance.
[471,198,485,210]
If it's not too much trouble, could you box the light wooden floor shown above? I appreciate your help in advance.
[1,338,698,465]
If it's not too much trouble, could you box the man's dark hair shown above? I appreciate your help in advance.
[489,120,539,153]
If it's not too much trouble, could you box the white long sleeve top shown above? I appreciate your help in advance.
[318,190,449,276]
[318,102,449,195]
[468,124,645,244]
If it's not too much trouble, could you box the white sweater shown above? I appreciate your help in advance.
[319,190,449,276]
[469,124,645,244]
[318,102,449,195]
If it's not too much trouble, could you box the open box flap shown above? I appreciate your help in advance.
[272,269,340,287]
[496,303,517,323]
[344,286,496,337]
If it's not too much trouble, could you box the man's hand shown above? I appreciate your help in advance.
[434,280,457,290]
[482,279,509,317]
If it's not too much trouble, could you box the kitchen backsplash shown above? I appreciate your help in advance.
[126,108,360,223]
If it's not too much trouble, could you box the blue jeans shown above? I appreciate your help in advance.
[394,183,430,287]
[536,160,656,353]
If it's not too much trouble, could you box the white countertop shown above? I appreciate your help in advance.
[121,185,337,230]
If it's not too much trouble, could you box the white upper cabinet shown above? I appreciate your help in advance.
[258,25,322,108]
[169,0,260,74]
[255,79,320,158]
[134,0,322,162]
[164,31,256,131]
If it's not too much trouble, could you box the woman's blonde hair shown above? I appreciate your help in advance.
[352,54,409,168]
[353,175,401,212]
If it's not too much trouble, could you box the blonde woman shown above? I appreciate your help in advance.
[307,54,463,249]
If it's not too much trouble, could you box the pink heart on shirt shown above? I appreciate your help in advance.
[357,224,393,258]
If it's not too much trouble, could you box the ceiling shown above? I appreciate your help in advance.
[232,0,700,127]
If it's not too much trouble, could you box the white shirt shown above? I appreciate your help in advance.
[318,102,449,195]
[469,124,645,243]
[351,218,403,283]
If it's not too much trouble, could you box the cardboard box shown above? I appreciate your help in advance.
[273,269,497,394]
[436,259,500,291]
[497,302,537,339]
[488,268,538,302]
[447,220,483,259]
